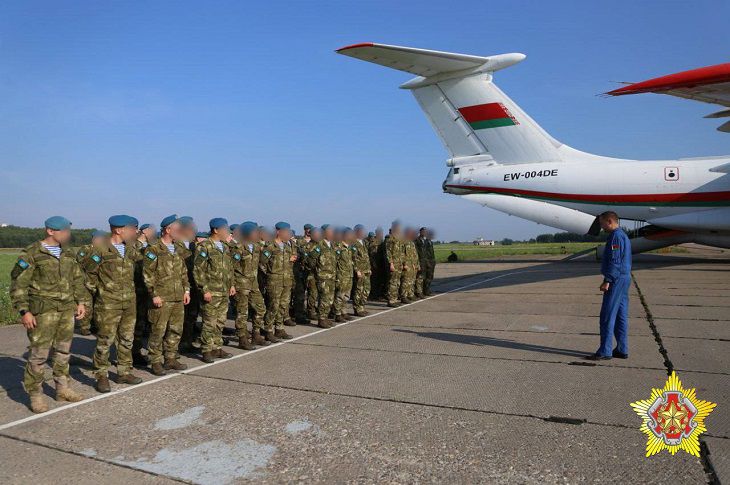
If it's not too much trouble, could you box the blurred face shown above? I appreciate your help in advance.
[324,228,334,241]
[183,225,195,241]
[142,227,155,241]
[48,228,71,245]
[277,228,291,241]
[165,222,180,241]
[356,228,366,240]
[311,230,322,242]
[375,228,383,240]
[345,231,355,243]
[121,226,137,243]
[91,235,106,247]
[600,216,618,232]
[391,225,401,238]
[419,229,427,238]
[304,227,311,237]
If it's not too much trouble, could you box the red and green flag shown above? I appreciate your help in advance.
[458,102,519,130]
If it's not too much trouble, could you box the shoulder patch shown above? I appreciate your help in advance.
[233,253,241,260]
[263,250,271,258]
[147,252,157,260]
[336,249,341,255]
[17,259,29,270]
[78,251,86,257]
[91,254,101,264]
[199,251,208,258]
[315,246,321,253]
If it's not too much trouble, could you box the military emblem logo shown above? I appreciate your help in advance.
[631,371,715,457]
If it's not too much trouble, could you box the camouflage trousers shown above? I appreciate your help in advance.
[200,294,228,353]
[316,277,335,319]
[94,302,136,377]
[147,300,184,364]
[24,307,75,393]
[334,275,353,316]
[387,267,403,304]
[293,270,308,319]
[400,267,417,300]
[76,298,95,333]
[353,272,371,313]
[306,275,318,319]
[132,291,150,355]
[235,287,265,336]
[264,274,292,331]
[415,268,425,297]
[181,288,200,348]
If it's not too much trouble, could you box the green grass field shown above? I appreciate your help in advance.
[0,250,18,326]
[433,242,600,263]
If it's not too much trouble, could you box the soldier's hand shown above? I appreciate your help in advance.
[183,292,191,305]
[76,304,86,320]
[153,296,164,308]
[599,282,610,292]
[290,255,297,262]
[389,263,395,272]
[356,271,362,278]
[203,292,213,303]
[21,312,36,330]
[229,286,236,297]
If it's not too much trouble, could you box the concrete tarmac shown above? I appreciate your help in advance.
[0,248,727,484]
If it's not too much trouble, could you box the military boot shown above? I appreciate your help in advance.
[252,329,270,346]
[95,375,111,393]
[132,352,149,367]
[150,362,166,376]
[283,319,296,327]
[265,331,281,343]
[296,316,310,325]
[164,358,188,371]
[343,313,354,321]
[28,392,49,413]
[215,348,233,359]
[354,310,369,317]
[387,302,400,308]
[117,373,143,385]
[318,319,332,329]
[334,314,345,323]
[201,351,215,363]
[275,328,293,340]
[238,334,255,350]
[55,379,84,403]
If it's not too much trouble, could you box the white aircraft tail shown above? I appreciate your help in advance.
[337,43,595,165]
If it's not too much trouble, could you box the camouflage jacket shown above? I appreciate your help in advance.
[75,243,93,264]
[133,239,149,295]
[143,239,190,302]
[10,241,89,314]
[385,235,405,266]
[415,237,435,266]
[335,242,354,282]
[83,240,142,307]
[175,240,196,293]
[352,239,371,275]
[233,241,262,291]
[260,240,295,278]
[306,240,337,280]
[193,239,234,296]
[404,240,420,272]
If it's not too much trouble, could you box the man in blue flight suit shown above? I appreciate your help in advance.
[587,211,632,360]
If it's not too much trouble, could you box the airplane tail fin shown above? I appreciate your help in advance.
[337,43,581,165]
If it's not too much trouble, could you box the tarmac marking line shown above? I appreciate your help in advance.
[0,269,535,433]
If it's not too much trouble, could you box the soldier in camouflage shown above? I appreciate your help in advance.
[307,224,337,328]
[132,223,155,366]
[385,222,406,307]
[233,222,269,348]
[333,227,355,323]
[177,216,199,354]
[292,223,313,324]
[84,215,144,393]
[142,215,190,375]
[303,227,322,321]
[10,216,89,413]
[193,218,236,363]
[365,228,384,300]
[261,222,296,341]
[415,227,436,297]
[352,224,372,316]
[75,229,107,336]
[401,227,421,303]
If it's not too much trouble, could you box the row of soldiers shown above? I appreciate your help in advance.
[10,215,436,413]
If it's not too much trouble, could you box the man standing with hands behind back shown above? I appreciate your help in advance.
[587,211,632,361]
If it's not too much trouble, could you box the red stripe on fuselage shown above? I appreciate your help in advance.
[458,103,510,123]
[446,184,730,203]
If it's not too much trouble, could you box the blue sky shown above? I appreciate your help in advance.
[0,0,727,240]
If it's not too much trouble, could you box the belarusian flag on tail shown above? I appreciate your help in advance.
[458,102,519,130]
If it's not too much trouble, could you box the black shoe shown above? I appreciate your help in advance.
[585,353,612,361]
[612,349,629,359]
[132,353,149,367]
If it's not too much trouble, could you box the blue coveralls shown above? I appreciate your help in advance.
[598,228,632,357]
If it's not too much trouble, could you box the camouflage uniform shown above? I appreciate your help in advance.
[10,242,89,394]
[333,242,354,317]
[261,240,295,332]
[401,239,420,301]
[132,239,151,359]
[193,239,234,353]
[232,241,266,339]
[415,236,435,296]
[300,240,319,320]
[385,235,405,305]
[351,239,372,314]
[142,240,189,364]
[307,240,337,320]
[74,243,96,333]
[177,240,199,350]
[292,237,310,321]
[84,241,142,378]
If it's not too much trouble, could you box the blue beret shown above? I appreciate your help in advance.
[242,220,257,226]
[196,231,209,238]
[229,223,240,232]
[178,216,194,227]
[240,222,257,236]
[108,215,137,228]
[275,221,291,230]
[91,229,106,239]
[368,232,375,237]
[140,223,152,231]
[304,224,314,230]
[160,214,178,228]
[44,216,72,231]
[321,224,330,231]
[354,224,365,231]
[209,218,228,230]
[344,226,353,232]
[311,227,321,234]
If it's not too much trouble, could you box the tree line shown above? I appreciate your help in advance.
[0,225,95,248]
